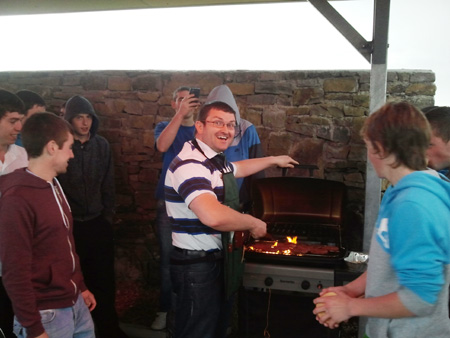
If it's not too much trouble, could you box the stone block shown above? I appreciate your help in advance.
[121,154,152,163]
[158,105,175,118]
[323,77,358,93]
[293,88,323,105]
[122,115,155,130]
[138,169,159,183]
[267,132,294,154]
[121,137,147,154]
[348,144,367,161]
[387,82,407,94]
[387,71,398,82]
[290,137,324,165]
[130,180,153,192]
[247,94,278,106]
[344,172,364,183]
[405,83,436,96]
[122,100,145,116]
[286,107,309,116]
[325,171,344,182]
[311,105,344,118]
[324,143,350,160]
[262,109,286,130]
[81,75,107,90]
[255,82,292,95]
[108,76,132,91]
[410,72,435,83]
[227,83,254,95]
[244,109,263,126]
[137,91,160,102]
[352,95,370,108]
[131,75,162,91]
[344,106,366,117]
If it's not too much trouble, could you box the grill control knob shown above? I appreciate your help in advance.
[301,280,310,290]
[264,277,274,287]
[317,283,323,290]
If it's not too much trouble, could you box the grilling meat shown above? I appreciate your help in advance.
[246,241,339,256]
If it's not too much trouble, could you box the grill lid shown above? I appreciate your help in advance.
[251,177,346,226]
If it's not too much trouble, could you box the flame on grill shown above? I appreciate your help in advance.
[246,236,299,255]
[287,236,297,244]
[245,234,339,256]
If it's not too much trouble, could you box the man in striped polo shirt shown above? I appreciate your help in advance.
[165,100,297,338]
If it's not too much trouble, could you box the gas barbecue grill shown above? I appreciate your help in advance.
[245,176,347,268]
[239,176,361,338]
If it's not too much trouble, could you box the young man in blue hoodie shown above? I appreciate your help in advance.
[57,95,127,338]
[313,102,450,337]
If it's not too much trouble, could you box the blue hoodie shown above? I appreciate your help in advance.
[365,170,450,337]
[205,85,264,211]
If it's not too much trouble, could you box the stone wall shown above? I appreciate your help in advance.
[0,69,436,284]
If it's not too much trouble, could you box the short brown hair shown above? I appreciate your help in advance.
[197,101,236,123]
[424,106,450,142]
[361,102,430,170]
[22,112,74,158]
[172,86,191,101]
[0,89,25,119]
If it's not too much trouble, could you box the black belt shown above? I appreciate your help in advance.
[171,247,223,265]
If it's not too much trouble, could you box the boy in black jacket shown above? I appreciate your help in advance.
[58,95,127,338]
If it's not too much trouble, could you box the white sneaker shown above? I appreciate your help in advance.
[151,312,167,331]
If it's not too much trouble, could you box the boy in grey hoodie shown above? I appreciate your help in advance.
[57,95,128,338]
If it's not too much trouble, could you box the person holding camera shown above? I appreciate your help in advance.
[151,86,201,330]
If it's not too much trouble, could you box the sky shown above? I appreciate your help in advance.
[0,0,449,105]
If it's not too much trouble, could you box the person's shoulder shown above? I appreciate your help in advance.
[0,169,45,197]
[90,134,111,147]
[155,120,170,130]
[157,120,170,127]
[8,144,27,156]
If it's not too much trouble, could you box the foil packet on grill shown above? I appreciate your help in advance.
[344,251,369,271]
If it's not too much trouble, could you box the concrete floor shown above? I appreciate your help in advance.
[120,323,166,338]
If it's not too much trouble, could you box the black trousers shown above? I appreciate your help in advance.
[73,215,128,338]
[0,277,15,338]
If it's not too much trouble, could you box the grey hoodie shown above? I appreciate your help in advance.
[64,95,100,136]
[205,84,264,212]
[57,95,115,221]
[205,84,241,125]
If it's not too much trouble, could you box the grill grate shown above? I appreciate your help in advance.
[267,222,341,246]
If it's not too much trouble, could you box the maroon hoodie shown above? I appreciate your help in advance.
[0,168,87,337]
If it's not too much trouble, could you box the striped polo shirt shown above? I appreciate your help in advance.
[165,139,235,251]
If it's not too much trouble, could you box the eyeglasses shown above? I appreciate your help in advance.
[203,120,237,131]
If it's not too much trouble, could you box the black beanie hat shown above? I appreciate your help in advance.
[65,95,95,119]
[64,95,99,135]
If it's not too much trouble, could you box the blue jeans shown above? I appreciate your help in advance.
[13,293,95,338]
[156,199,173,312]
[168,249,225,338]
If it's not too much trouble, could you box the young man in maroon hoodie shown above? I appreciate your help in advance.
[0,113,96,338]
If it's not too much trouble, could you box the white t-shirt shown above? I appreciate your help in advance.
[0,144,28,275]
[0,144,28,175]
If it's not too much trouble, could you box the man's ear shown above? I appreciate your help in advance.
[195,120,204,135]
[45,140,57,156]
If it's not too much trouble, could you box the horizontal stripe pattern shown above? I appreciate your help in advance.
[165,140,227,251]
